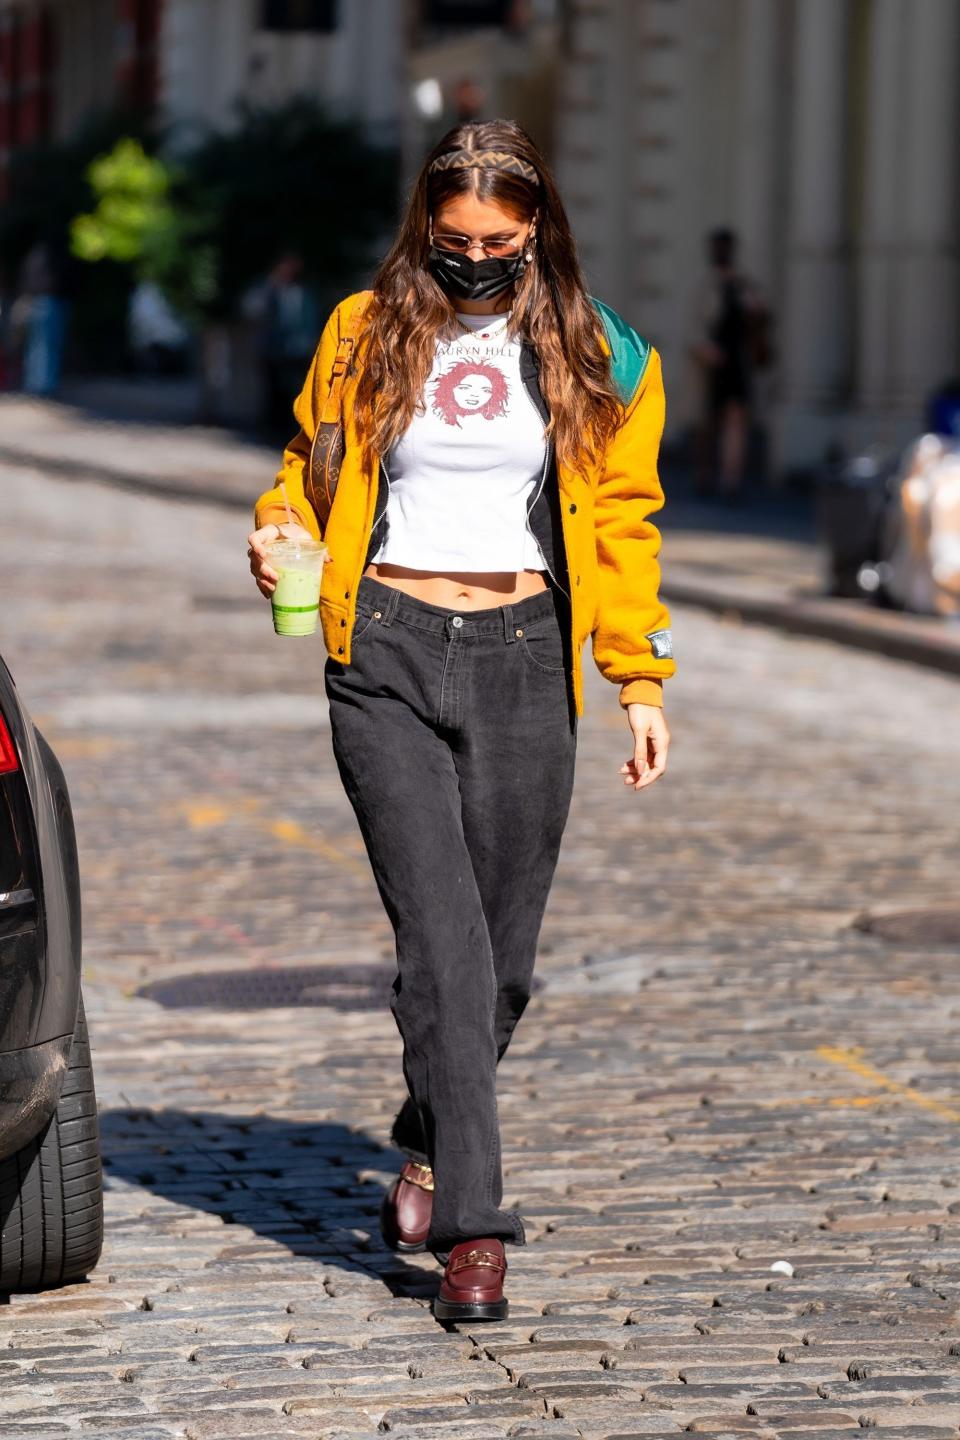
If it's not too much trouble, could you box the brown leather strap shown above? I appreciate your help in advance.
[305,291,373,527]
[317,292,372,427]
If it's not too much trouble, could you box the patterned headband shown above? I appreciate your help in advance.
[429,148,540,186]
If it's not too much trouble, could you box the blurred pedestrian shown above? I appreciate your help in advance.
[18,241,70,397]
[242,252,321,430]
[128,280,191,376]
[689,227,771,502]
[0,263,13,390]
[247,118,675,1320]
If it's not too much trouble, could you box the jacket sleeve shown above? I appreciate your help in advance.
[252,302,345,541]
[592,345,675,709]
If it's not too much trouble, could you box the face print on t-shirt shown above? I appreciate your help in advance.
[430,358,510,428]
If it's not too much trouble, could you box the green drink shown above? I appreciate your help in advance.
[266,538,328,636]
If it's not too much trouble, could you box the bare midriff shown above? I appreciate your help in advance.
[361,562,548,610]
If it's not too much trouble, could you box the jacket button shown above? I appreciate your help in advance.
[569,502,577,514]
[340,618,346,627]
[576,575,581,586]
[344,589,350,599]
[337,646,344,654]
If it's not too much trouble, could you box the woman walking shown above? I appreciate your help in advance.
[247,120,674,1321]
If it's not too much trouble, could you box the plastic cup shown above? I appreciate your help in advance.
[266,537,328,636]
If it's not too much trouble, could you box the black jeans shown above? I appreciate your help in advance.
[324,573,578,1256]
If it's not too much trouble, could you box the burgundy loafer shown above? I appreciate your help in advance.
[379,1160,434,1253]
[432,1237,508,1322]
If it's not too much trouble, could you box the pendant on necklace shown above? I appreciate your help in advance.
[456,311,510,343]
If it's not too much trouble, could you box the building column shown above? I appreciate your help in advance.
[893,0,960,418]
[779,0,853,418]
[732,0,781,292]
[855,0,959,437]
[159,0,252,136]
[856,0,907,415]
[554,0,635,313]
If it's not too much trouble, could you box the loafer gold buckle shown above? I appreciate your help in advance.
[401,1161,435,1192]
[450,1247,503,1274]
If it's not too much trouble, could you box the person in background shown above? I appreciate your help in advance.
[128,279,191,376]
[243,252,321,432]
[18,241,70,397]
[0,263,13,390]
[689,227,771,503]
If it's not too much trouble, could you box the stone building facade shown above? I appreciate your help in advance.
[555,0,960,472]
[0,0,403,202]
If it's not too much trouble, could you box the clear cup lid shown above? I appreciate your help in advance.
[265,537,328,561]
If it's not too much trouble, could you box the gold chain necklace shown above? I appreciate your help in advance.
[453,310,512,340]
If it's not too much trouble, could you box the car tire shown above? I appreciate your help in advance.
[0,993,103,1291]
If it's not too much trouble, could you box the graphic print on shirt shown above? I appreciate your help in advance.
[430,357,510,428]
[370,329,549,574]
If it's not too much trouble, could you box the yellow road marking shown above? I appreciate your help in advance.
[816,1044,960,1122]
[267,817,369,878]
[46,737,120,758]
[730,1093,889,1111]
[185,802,230,828]
[179,796,368,879]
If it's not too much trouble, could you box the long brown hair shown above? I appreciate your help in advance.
[353,119,624,478]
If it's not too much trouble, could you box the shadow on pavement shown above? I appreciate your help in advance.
[99,1106,435,1297]
[661,449,819,546]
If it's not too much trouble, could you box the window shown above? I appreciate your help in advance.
[423,1,512,27]
[260,0,338,33]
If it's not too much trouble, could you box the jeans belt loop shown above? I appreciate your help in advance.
[502,602,516,644]
[379,585,400,627]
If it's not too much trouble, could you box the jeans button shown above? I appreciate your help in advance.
[452,615,464,628]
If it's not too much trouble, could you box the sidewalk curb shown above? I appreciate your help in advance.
[7,437,959,680]
[0,445,251,514]
[664,571,960,678]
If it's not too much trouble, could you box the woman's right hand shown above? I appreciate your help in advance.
[247,521,317,598]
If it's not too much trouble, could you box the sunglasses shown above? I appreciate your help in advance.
[430,227,534,260]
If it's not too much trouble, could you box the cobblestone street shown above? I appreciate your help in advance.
[3,455,960,1439]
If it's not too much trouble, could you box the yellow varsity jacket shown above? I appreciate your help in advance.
[253,290,674,717]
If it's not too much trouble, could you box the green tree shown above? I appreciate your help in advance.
[0,106,156,369]
[69,137,215,324]
[2,98,398,370]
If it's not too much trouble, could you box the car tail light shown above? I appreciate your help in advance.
[0,714,19,774]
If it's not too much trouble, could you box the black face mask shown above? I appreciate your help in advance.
[427,244,527,302]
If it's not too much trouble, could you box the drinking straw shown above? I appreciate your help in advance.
[278,480,299,556]
[279,479,295,530]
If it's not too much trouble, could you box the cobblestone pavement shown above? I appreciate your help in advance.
[3,459,960,1439]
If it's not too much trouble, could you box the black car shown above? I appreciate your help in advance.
[0,653,103,1290]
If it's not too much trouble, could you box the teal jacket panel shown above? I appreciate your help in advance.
[589,296,653,408]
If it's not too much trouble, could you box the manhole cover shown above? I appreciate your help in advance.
[853,909,960,945]
[137,963,396,1011]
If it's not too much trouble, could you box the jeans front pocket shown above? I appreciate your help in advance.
[517,619,566,675]
[351,608,380,646]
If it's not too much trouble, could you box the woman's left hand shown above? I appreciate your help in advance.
[619,703,670,792]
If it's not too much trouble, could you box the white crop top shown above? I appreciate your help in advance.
[370,311,549,572]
